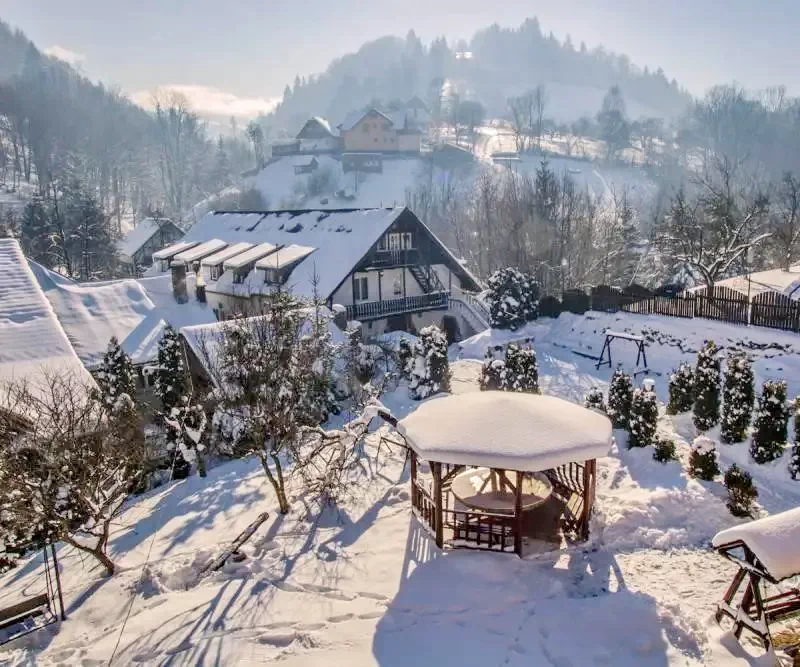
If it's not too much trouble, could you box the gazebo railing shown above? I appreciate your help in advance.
[446,508,516,552]
[544,461,594,539]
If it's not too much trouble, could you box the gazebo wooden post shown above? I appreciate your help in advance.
[580,459,597,539]
[409,450,418,511]
[514,470,524,557]
[432,461,444,549]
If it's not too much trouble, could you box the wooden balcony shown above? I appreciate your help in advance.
[364,248,420,269]
[346,291,449,321]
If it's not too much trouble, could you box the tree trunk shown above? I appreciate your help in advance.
[62,534,116,576]
[259,452,290,514]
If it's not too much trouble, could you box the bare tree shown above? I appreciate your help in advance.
[508,92,534,154]
[770,172,800,270]
[0,372,146,575]
[533,84,548,152]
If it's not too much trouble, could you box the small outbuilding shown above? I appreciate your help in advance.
[394,392,612,556]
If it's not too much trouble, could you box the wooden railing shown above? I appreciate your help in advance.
[368,248,420,268]
[346,291,449,321]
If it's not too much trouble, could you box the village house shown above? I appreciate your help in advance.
[296,117,340,153]
[117,217,184,274]
[150,207,488,341]
[338,109,422,154]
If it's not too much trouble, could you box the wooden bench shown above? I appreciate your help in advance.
[0,594,51,632]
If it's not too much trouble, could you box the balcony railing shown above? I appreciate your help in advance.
[346,291,449,321]
[366,248,420,269]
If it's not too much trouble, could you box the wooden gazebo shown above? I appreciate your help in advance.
[394,393,612,557]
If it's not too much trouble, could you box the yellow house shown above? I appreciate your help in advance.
[338,109,421,153]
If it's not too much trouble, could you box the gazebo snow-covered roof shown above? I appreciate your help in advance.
[398,393,612,472]
[393,392,612,556]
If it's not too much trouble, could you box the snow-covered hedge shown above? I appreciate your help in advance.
[485,267,539,330]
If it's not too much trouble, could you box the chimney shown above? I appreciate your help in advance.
[195,272,207,303]
[171,262,188,304]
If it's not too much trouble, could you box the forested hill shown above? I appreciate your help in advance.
[268,18,693,132]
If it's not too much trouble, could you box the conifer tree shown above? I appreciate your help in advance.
[409,325,451,400]
[750,380,790,464]
[629,385,658,448]
[479,356,506,391]
[724,464,758,517]
[95,337,136,411]
[720,352,755,444]
[585,387,606,413]
[504,344,540,393]
[790,398,800,479]
[693,341,721,432]
[666,362,694,415]
[485,268,539,330]
[689,435,719,480]
[155,325,191,478]
[607,370,633,429]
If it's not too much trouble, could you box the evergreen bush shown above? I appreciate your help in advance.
[409,325,451,400]
[666,362,694,415]
[724,464,758,517]
[629,385,658,448]
[95,336,136,411]
[653,437,677,463]
[607,370,633,429]
[585,387,606,413]
[720,352,755,444]
[397,336,413,379]
[693,341,721,432]
[504,344,540,393]
[485,267,539,330]
[750,380,790,464]
[791,398,800,479]
[688,435,719,480]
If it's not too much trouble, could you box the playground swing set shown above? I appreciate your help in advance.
[573,330,651,377]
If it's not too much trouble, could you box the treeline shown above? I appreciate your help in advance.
[0,20,255,229]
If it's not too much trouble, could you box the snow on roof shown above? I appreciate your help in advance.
[223,242,278,269]
[690,265,800,300]
[152,241,200,261]
[255,244,315,270]
[298,117,335,138]
[0,240,94,391]
[182,208,405,299]
[713,507,800,581]
[339,108,394,132]
[200,242,255,267]
[30,261,215,368]
[397,392,612,472]
[117,218,177,258]
[171,239,228,264]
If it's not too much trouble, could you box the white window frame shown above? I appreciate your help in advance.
[210,264,222,281]
[354,275,369,302]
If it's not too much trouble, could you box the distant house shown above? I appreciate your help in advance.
[117,217,184,273]
[148,207,487,341]
[296,117,340,153]
[404,96,431,127]
[338,109,421,154]
[293,156,319,174]
[271,138,301,157]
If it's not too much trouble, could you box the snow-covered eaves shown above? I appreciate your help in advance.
[689,265,800,300]
[200,242,255,267]
[171,239,228,265]
[181,208,405,300]
[338,108,394,133]
[256,244,315,270]
[223,242,278,270]
[117,218,178,259]
[0,240,95,393]
[152,240,200,261]
[398,392,612,473]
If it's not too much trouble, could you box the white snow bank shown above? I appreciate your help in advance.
[712,507,800,581]
[398,392,612,471]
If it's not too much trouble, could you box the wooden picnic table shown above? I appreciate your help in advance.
[450,467,553,515]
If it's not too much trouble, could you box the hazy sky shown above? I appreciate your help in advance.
[2,0,798,118]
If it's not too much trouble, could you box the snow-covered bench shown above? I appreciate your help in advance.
[712,508,800,650]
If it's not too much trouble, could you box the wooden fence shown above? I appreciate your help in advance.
[563,284,800,333]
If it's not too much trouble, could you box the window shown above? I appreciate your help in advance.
[233,269,247,284]
[210,264,222,281]
[387,232,413,251]
[354,276,369,301]
[264,268,281,285]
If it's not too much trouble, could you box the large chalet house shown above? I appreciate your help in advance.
[147,207,488,341]
[117,217,184,274]
[338,109,422,154]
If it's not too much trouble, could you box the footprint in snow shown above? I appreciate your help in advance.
[256,631,297,647]
[327,613,355,623]
[357,591,388,601]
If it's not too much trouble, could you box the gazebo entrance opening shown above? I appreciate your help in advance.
[394,392,611,557]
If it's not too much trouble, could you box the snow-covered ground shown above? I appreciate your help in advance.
[3,311,799,666]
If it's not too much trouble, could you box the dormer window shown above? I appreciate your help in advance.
[210,264,222,281]
[264,268,282,285]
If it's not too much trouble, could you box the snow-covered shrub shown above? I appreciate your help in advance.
[688,435,719,480]
[397,336,414,379]
[666,362,694,415]
[607,370,633,429]
[724,464,758,517]
[791,398,800,479]
[721,352,755,444]
[750,380,790,464]
[95,336,136,411]
[693,341,721,432]
[538,295,562,318]
[585,387,606,413]
[629,385,658,448]
[479,356,506,391]
[504,344,540,394]
[409,325,451,400]
[653,437,677,463]
[485,267,539,330]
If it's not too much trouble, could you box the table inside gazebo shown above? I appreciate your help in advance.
[450,468,553,514]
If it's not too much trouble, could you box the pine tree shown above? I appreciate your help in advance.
[585,387,606,413]
[485,267,539,330]
[155,326,191,478]
[693,341,721,432]
[479,356,506,391]
[397,337,414,379]
[504,344,540,393]
[653,437,677,463]
[689,435,719,480]
[724,464,758,517]
[629,385,658,448]
[750,380,789,464]
[791,398,800,479]
[607,370,633,429]
[666,362,694,415]
[95,337,136,411]
[409,325,451,400]
[721,352,755,443]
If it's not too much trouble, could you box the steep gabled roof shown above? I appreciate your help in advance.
[297,116,336,139]
[0,240,94,391]
[338,108,395,132]
[117,218,181,258]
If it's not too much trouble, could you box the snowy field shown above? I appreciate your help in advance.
[3,311,800,665]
